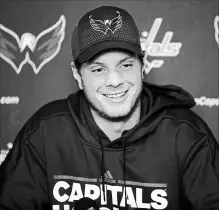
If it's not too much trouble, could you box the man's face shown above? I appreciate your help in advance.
[75,50,143,121]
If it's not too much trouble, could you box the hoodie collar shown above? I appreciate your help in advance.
[67,81,195,149]
[80,89,150,147]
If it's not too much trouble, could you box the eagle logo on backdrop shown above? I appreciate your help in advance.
[0,15,66,74]
[214,15,219,47]
[89,11,122,35]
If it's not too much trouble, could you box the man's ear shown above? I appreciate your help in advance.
[141,65,146,79]
[71,62,83,90]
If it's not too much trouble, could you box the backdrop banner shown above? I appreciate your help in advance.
[0,0,218,164]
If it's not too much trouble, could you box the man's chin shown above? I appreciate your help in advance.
[96,110,133,122]
[93,102,140,122]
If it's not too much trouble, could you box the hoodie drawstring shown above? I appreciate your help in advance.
[97,136,106,203]
[123,137,128,209]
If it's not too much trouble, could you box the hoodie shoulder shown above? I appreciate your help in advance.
[17,94,77,143]
[164,107,214,137]
[34,97,71,120]
[25,97,71,130]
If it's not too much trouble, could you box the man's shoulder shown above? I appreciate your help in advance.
[164,107,212,137]
[34,97,71,120]
[26,97,70,128]
[20,93,79,140]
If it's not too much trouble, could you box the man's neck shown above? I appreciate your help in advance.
[90,102,141,141]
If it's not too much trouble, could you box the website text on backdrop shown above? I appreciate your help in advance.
[0,5,219,210]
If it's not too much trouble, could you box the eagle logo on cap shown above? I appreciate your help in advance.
[89,11,122,35]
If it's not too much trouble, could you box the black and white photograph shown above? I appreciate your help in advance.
[0,0,218,209]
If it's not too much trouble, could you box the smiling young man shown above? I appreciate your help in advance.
[72,49,144,140]
[0,5,219,210]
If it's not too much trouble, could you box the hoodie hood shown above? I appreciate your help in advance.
[67,81,196,149]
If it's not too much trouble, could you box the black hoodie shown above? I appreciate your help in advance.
[0,82,218,210]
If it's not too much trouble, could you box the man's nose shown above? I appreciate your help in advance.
[105,70,124,87]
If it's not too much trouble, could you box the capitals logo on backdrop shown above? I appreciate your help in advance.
[214,15,219,47]
[52,171,168,210]
[0,15,66,74]
[140,18,182,74]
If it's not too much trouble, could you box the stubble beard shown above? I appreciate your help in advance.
[82,84,143,123]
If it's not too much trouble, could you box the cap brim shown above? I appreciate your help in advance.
[77,40,143,64]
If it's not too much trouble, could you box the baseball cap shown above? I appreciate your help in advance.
[71,6,144,65]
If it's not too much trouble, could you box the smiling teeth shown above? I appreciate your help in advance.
[105,91,126,98]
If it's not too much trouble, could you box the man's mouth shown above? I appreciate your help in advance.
[103,90,128,98]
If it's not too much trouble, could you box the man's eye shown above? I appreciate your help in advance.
[120,63,133,69]
[91,68,105,74]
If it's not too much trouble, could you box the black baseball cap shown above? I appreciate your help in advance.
[71,6,144,65]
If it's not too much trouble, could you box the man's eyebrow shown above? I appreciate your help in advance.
[88,61,104,66]
[86,61,106,69]
[88,55,134,66]
[118,56,134,64]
